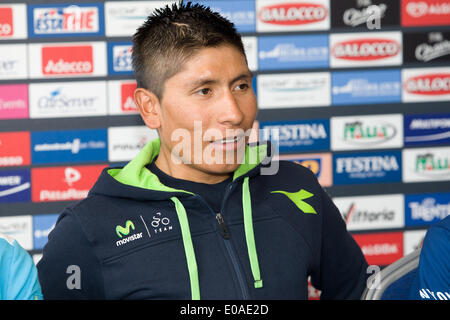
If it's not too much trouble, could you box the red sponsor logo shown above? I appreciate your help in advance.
[402,0,450,26]
[0,132,30,167]
[121,82,138,112]
[332,38,401,61]
[42,45,93,75]
[258,2,328,25]
[405,73,450,95]
[352,232,403,266]
[31,164,105,202]
[0,7,13,36]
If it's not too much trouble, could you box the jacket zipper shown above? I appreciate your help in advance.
[194,194,250,300]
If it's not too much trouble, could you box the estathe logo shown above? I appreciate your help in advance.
[0,132,30,167]
[42,45,93,75]
[352,232,403,265]
[332,38,400,61]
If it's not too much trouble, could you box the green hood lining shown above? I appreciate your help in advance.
[108,138,266,299]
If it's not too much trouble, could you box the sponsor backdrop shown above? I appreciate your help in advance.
[0,0,449,299]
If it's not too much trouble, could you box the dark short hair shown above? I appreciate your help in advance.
[132,1,246,99]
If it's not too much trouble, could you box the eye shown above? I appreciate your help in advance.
[235,83,249,91]
[197,88,211,96]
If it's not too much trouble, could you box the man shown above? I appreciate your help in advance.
[0,233,43,300]
[410,216,449,300]
[37,1,368,300]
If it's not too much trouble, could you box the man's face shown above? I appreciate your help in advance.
[156,44,257,182]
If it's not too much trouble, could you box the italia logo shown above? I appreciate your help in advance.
[332,38,400,60]
[415,153,450,175]
[343,121,396,145]
[42,45,93,75]
[258,2,328,25]
[405,73,450,95]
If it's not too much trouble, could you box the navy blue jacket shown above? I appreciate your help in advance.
[37,139,369,299]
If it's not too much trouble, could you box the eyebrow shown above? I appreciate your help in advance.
[189,71,253,90]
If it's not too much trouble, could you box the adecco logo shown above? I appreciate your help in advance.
[256,0,330,31]
[330,32,402,68]
[42,45,93,75]
[28,42,107,78]
[0,7,13,36]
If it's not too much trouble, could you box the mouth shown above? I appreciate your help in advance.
[210,134,245,151]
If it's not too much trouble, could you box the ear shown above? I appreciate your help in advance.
[134,88,161,129]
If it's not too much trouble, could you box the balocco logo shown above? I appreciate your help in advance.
[258,2,327,25]
[405,73,450,95]
[332,38,400,60]
[42,45,93,75]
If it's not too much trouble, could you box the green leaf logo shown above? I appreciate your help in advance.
[116,220,135,238]
[271,189,317,214]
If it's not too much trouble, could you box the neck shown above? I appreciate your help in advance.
[154,145,232,184]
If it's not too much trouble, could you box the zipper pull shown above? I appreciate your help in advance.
[216,213,230,240]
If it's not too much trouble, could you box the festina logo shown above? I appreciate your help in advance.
[259,3,328,25]
[343,121,395,145]
[336,156,399,173]
[332,38,400,60]
[415,153,450,173]
[405,73,450,95]
[262,123,327,141]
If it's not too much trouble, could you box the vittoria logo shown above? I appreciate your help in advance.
[42,45,93,75]
[258,2,328,25]
[405,73,450,95]
[332,38,400,60]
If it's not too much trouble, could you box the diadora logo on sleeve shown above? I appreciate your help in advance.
[405,192,450,227]
[260,119,330,153]
[107,42,133,75]
[403,147,450,182]
[333,150,402,185]
[330,31,402,68]
[29,3,104,37]
[256,0,330,32]
[0,169,31,203]
[331,114,403,151]
[28,42,107,78]
[271,189,317,214]
[404,113,450,146]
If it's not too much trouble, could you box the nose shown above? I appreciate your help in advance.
[217,89,244,126]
